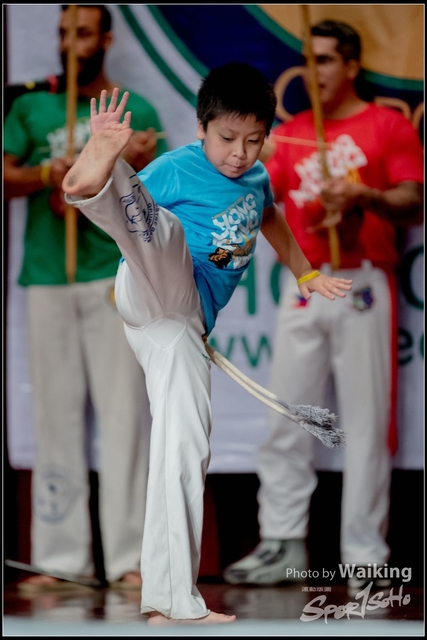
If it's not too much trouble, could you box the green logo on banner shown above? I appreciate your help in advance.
[236,258,256,314]
[208,334,272,368]
[399,245,424,310]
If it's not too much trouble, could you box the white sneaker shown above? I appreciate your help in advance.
[223,539,308,585]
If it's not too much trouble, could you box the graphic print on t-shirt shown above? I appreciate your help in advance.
[45,118,91,159]
[209,193,261,269]
[289,134,368,208]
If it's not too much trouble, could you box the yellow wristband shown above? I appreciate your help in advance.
[297,270,321,285]
[40,162,52,187]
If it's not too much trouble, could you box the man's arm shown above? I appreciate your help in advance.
[320,179,423,226]
[120,128,159,172]
[3,154,72,200]
[261,204,352,300]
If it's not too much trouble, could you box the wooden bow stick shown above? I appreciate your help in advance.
[5,559,106,588]
[65,4,78,283]
[301,5,340,270]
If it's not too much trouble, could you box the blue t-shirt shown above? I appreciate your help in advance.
[137,141,274,334]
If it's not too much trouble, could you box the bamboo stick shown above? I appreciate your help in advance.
[65,5,78,283]
[301,5,340,270]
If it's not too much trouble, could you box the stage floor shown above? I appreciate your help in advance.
[3,580,424,636]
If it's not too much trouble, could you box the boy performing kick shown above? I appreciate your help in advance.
[63,63,351,625]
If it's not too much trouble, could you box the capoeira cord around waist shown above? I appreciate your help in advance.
[205,344,346,449]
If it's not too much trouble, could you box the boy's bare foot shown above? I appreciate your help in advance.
[63,128,132,198]
[147,611,237,626]
[63,87,132,198]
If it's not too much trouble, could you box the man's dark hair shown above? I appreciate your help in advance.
[311,20,361,62]
[197,62,277,135]
[61,5,112,33]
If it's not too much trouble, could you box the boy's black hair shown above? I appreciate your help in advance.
[61,5,112,33]
[197,62,277,135]
[311,19,361,62]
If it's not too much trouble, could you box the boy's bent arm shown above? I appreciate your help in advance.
[261,204,312,280]
[261,204,352,301]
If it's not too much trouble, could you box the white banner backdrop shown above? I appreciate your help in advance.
[6,5,424,471]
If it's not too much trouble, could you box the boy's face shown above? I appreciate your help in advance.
[197,114,267,179]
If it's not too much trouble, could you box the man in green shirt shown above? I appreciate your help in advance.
[4,5,167,592]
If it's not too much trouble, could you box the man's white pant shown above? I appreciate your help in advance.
[28,278,151,582]
[257,261,392,565]
[68,160,212,619]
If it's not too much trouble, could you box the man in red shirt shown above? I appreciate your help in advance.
[224,19,423,590]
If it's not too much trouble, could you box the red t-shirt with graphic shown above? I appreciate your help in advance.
[266,104,424,270]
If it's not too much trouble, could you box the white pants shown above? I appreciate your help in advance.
[28,278,151,582]
[257,261,392,565]
[68,160,212,619]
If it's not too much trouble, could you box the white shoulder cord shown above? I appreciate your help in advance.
[205,345,346,449]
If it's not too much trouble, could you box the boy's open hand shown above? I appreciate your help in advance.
[299,273,352,301]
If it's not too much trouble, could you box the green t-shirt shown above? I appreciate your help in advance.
[4,89,168,285]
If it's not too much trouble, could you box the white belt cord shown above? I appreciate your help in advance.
[205,345,346,449]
